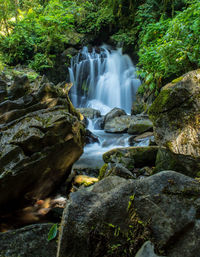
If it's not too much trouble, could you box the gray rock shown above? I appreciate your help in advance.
[104,115,134,133]
[77,107,101,119]
[0,223,57,257]
[155,147,200,177]
[57,171,200,257]
[104,107,126,123]
[135,241,165,257]
[0,74,85,211]
[128,119,153,134]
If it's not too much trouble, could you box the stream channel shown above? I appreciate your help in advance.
[69,45,152,173]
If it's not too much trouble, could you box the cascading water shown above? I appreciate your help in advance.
[69,46,150,173]
[69,45,141,114]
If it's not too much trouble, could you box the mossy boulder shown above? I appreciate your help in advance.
[148,69,200,159]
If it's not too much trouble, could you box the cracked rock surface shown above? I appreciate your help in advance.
[0,74,85,211]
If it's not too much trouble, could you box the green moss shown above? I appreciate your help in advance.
[172,76,184,83]
[148,89,171,121]
[98,163,108,180]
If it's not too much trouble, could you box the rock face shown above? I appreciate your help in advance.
[0,223,57,257]
[0,74,85,211]
[155,148,200,177]
[57,171,200,257]
[148,69,200,158]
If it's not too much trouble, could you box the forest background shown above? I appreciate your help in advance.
[0,0,199,96]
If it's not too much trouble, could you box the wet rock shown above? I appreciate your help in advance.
[104,107,126,123]
[77,107,101,119]
[104,115,134,133]
[0,223,57,257]
[85,129,99,144]
[0,74,85,211]
[57,171,200,257]
[93,117,105,130]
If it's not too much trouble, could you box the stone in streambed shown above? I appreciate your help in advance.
[104,115,134,133]
[77,107,101,119]
[104,107,126,123]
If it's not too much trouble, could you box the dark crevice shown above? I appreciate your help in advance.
[163,222,195,253]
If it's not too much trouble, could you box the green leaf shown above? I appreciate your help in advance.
[48,223,58,241]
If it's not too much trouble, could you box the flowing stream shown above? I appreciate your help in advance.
[69,46,148,172]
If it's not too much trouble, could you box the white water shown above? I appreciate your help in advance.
[69,46,151,172]
[69,45,141,114]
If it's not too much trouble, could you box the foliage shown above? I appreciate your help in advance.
[137,1,200,93]
[0,0,199,97]
[48,223,58,241]
[76,1,115,35]
[0,0,81,70]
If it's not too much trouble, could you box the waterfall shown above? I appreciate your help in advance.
[69,45,141,114]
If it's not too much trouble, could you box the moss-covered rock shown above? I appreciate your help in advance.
[148,69,200,158]
[148,70,200,176]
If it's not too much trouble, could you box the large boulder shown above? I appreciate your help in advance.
[148,69,200,158]
[57,171,200,257]
[0,223,57,257]
[0,74,85,211]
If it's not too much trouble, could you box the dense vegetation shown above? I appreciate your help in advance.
[0,0,199,95]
